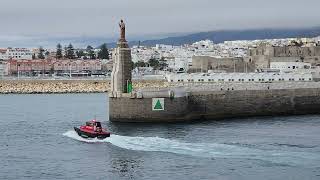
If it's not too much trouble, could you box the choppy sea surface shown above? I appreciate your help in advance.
[1,94,320,180]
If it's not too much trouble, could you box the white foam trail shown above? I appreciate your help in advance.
[63,130,320,167]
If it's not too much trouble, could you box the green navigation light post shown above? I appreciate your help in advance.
[127,80,132,93]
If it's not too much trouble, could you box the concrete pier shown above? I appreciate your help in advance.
[109,82,320,122]
[108,20,320,122]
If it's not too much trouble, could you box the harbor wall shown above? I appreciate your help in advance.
[188,88,320,120]
[109,87,320,122]
[109,96,189,122]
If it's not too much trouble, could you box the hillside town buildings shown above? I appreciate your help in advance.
[1,36,320,79]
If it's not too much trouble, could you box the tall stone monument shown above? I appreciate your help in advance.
[110,19,132,97]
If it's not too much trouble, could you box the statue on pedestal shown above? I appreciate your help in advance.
[119,19,126,41]
[111,19,132,96]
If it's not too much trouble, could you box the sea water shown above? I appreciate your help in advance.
[1,94,320,180]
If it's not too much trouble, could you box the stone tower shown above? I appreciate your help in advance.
[110,20,132,97]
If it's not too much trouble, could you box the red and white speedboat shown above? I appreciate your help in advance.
[74,120,111,139]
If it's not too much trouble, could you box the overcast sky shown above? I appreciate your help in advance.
[0,0,319,46]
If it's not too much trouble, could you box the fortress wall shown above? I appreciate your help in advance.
[190,56,255,73]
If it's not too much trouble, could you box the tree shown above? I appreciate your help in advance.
[97,43,109,59]
[32,53,36,60]
[64,46,68,58]
[148,58,159,69]
[86,45,95,59]
[38,46,45,59]
[133,61,147,68]
[56,43,63,59]
[159,57,168,70]
[66,43,75,59]
[76,50,85,58]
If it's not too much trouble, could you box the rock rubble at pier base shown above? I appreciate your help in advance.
[0,80,169,94]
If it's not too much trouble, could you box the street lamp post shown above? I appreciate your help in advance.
[17,64,19,80]
[69,62,72,79]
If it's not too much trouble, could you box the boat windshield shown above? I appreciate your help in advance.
[86,122,93,127]
[95,122,102,128]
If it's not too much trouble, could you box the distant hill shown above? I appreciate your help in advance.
[9,27,319,48]
[107,27,320,48]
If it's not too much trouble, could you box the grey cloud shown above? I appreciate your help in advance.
[0,0,319,47]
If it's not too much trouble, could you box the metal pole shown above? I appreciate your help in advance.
[246,62,248,73]
[69,63,71,78]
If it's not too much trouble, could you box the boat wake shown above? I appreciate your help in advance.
[63,130,320,167]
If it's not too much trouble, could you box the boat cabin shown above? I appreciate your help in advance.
[86,121,102,128]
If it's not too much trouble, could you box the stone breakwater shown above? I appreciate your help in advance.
[110,82,320,122]
[0,79,169,94]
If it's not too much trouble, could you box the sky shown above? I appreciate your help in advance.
[0,0,319,47]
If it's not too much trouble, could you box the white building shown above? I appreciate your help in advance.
[168,57,189,72]
[155,44,177,51]
[165,72,313,83]
[0,48,33,60]
[270,62,311,72]
[270,61,320,80]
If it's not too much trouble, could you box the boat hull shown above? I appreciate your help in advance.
[74,127,110,139]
